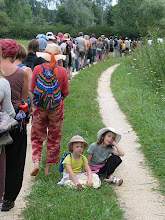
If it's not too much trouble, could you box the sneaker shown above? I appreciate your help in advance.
[0,111,18,134]
[1,200,15,211]
[0,132,13,147]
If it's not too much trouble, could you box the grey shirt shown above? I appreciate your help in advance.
[0,78,15,118]
[87,142,115,166]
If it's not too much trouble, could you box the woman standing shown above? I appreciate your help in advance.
[96,37,104,62]
[0,45,16,209]
[30,44,69,176]
[0,39,28,211]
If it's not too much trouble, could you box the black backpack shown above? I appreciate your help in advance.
[114,39,118,47]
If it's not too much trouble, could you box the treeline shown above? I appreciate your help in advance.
[0,0,165,39]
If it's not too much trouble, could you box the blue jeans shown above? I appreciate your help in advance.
[92,48,96,63]
[75,51,79,71]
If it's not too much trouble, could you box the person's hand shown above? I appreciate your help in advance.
[75,181,82,187]
[112,140,117,146]
[87,179,93,186]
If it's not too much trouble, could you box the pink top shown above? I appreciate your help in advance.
[89,163,105,173]
[31,64,69,98]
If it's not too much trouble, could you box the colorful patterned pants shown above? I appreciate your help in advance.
[31,102,64,164]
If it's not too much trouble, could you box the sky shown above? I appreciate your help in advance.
[44,0,118,10]
[112,0,118,6]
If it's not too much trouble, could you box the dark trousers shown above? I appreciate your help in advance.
[4,125,27,202]
[97,155,122,178]
[0,146,5,203]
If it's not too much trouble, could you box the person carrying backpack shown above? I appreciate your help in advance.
[113,36,119,58]
[57,135,101,189]
[30,44,69,176]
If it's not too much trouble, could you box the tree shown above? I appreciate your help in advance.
[4,0,20,21]
[138,0,165,34]
[111,0,142,38]
[93,0,112,24]
[0,10,13,37]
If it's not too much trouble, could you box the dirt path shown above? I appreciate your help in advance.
[1,64,165,219]
[97,64,165,220]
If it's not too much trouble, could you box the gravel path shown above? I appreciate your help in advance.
[0,64,165,219]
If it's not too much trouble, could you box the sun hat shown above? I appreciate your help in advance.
[97,127,121,144]
[67,135,88,152]
[36,44,66,69]
[46,32,55,40]
[63,33,70,41]
[36,44,66,61]
[36,34,49,40]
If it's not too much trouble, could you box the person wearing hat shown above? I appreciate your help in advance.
[30,43,69,177]
[124,37,130,56]
[0,39,28,211]
[57,135,97,188]
[36,34,48,52]
[60,33,72,79]
[87,127,124,186]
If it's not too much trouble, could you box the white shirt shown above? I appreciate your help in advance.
[0,78,15,118]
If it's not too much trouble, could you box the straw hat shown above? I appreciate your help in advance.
[36,44,66,61]
[97,127,121,144]
[63,33,70,41]
[67,135,88,152]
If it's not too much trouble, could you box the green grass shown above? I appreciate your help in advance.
[23,59,124,220]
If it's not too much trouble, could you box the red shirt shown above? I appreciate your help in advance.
[31,64,69,98]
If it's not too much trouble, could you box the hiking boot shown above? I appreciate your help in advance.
[1,200,15,211]
[0,132,13,147]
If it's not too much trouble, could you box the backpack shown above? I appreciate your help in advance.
[122,43,126,51]
[58,152,84,173]
[114,39,118,47]
[105,41,109,49]
[33,65,61,110]
[59,152,71,172]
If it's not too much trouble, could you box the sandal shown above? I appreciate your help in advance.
[112,176,123,186]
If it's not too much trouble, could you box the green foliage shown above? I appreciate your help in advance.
[0,0,165,39]
[129,37,165,88]
[111,0,142,38]
[0,0,5,11]
[0,10,13,37]
[137,0,165,36]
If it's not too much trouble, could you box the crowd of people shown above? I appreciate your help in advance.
[0,32,128,212]
[34,32,141,79]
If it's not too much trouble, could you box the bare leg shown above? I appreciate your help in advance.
[45,164,51,175]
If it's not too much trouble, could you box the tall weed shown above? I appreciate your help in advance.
[129,37,165,90]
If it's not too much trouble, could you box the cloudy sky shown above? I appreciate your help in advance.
[112,0,118,6]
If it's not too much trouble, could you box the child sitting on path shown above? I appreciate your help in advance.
[87,127,124,186]
[57,135,101,189]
